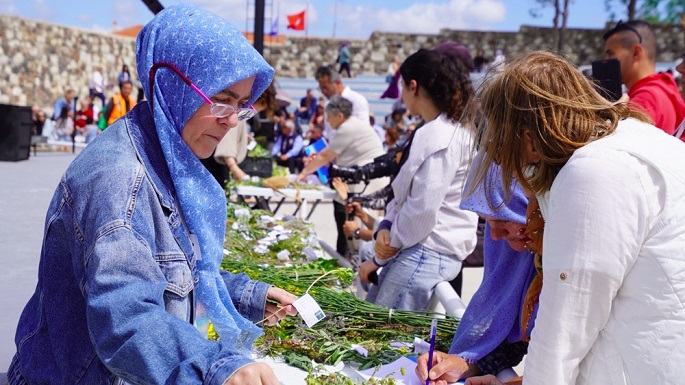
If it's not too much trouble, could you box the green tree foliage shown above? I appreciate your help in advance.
[529,0,573,51]
[605,0,685,23]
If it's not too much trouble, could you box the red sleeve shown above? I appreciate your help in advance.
[629,90,676,134]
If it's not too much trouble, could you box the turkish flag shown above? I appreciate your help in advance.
[287,10,305,31]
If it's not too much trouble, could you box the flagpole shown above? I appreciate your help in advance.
[332,0,337,38]
[306,0,309,39]
[276,0,280,40]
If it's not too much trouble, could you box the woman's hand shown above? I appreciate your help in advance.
[346,201,368,223]
[358,258,380,284]
[465,375,504,385]
[415,351,474,384]
[295,172,308,184]
[374,229,399,260]
[263,286,298,326]
[303,154,316,166]
[223,362,280,385]
[343,220,360,237]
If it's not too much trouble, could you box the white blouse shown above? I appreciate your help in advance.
[525,118,685,385]
[384,114,478,258]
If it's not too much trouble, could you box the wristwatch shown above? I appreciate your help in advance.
[353,228,361,240]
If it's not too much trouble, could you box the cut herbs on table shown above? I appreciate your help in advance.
[223,204,324,265]
[218,259,459,371]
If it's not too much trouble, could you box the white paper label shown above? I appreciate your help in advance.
[292,293,326,327]
[276,250,291,261]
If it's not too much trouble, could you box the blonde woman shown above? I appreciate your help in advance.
[464,51,685,385]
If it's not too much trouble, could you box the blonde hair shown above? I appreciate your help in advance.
[467,51,650,201]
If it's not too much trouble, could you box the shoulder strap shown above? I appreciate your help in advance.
[674,119,685,139]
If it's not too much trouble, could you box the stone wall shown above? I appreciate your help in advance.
[265,24,684,78]
[1,13,683,110]
[0,14,137,110]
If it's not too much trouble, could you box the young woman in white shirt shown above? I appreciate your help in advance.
[463,51,685,385]
[358,48,479,311]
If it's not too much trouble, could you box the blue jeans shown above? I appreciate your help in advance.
[366,244,461,311]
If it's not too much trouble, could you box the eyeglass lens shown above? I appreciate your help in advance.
[210,104,256,121]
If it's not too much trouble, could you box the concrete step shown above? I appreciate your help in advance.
[277,75,397,120]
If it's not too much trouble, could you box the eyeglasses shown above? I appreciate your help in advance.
[608,20,643,44]
[149,62,256,121]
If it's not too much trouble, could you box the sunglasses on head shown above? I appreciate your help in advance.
[609,20,643,44]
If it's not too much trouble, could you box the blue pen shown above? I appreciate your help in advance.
[426,318,438,385]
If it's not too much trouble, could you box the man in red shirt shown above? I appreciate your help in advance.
[604,20,685,134]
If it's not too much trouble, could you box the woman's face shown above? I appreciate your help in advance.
[483,216,530,252]
[400,79,419,116]
[182,75,255,159]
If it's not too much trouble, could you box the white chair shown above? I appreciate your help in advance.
[429,281,467,318]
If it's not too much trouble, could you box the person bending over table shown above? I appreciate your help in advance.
[296,95,386,258]
[462,51,685,385]
[8,5,297,385]
[416,162,539,384]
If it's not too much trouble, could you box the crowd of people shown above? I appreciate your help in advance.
[8,7,685,385]
[30,64,141,148]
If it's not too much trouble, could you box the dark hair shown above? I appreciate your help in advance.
[603,20,656,61]
[399,48,473,123]
[122,64,130,73]
[385,127,400,144]
[315,65,341,82]
[256,82,277,114]
[434,41,474,71]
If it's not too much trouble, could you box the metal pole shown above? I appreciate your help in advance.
[332,0,337,38]
[254,0,265,55]
[305,0,309,38]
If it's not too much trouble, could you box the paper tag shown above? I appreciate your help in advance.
[303,246,320,261]
[292,293,326,327]
[276,250,291,261]
[247,139,257,151]
[189,233,202,261]
[413,336,430,354]
[351,344,368,357]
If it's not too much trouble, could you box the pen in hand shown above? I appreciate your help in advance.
[426,318,438,385]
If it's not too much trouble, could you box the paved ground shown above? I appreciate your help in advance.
[0,150,485,372]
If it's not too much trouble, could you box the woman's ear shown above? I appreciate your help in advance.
[409,80,418,95]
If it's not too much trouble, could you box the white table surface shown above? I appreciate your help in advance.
[234,185,338,200]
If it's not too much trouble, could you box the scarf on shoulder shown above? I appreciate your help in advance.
[137,4,274,352]
[450,160,536,362]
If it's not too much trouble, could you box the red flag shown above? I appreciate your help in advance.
[287,10,305,31]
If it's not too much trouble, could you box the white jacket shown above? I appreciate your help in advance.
[525,118,685,385]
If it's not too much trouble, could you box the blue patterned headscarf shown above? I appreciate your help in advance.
[450,157,536,362]
[137,4,274,352]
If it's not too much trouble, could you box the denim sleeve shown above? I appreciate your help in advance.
[83,226,253,385]
[475,340,528,376]
[220,270,272,323]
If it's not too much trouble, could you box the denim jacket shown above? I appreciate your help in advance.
[9,103,271,384]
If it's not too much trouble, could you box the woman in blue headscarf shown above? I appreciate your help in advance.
[415,161,538,384]
[8,5,297,385]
